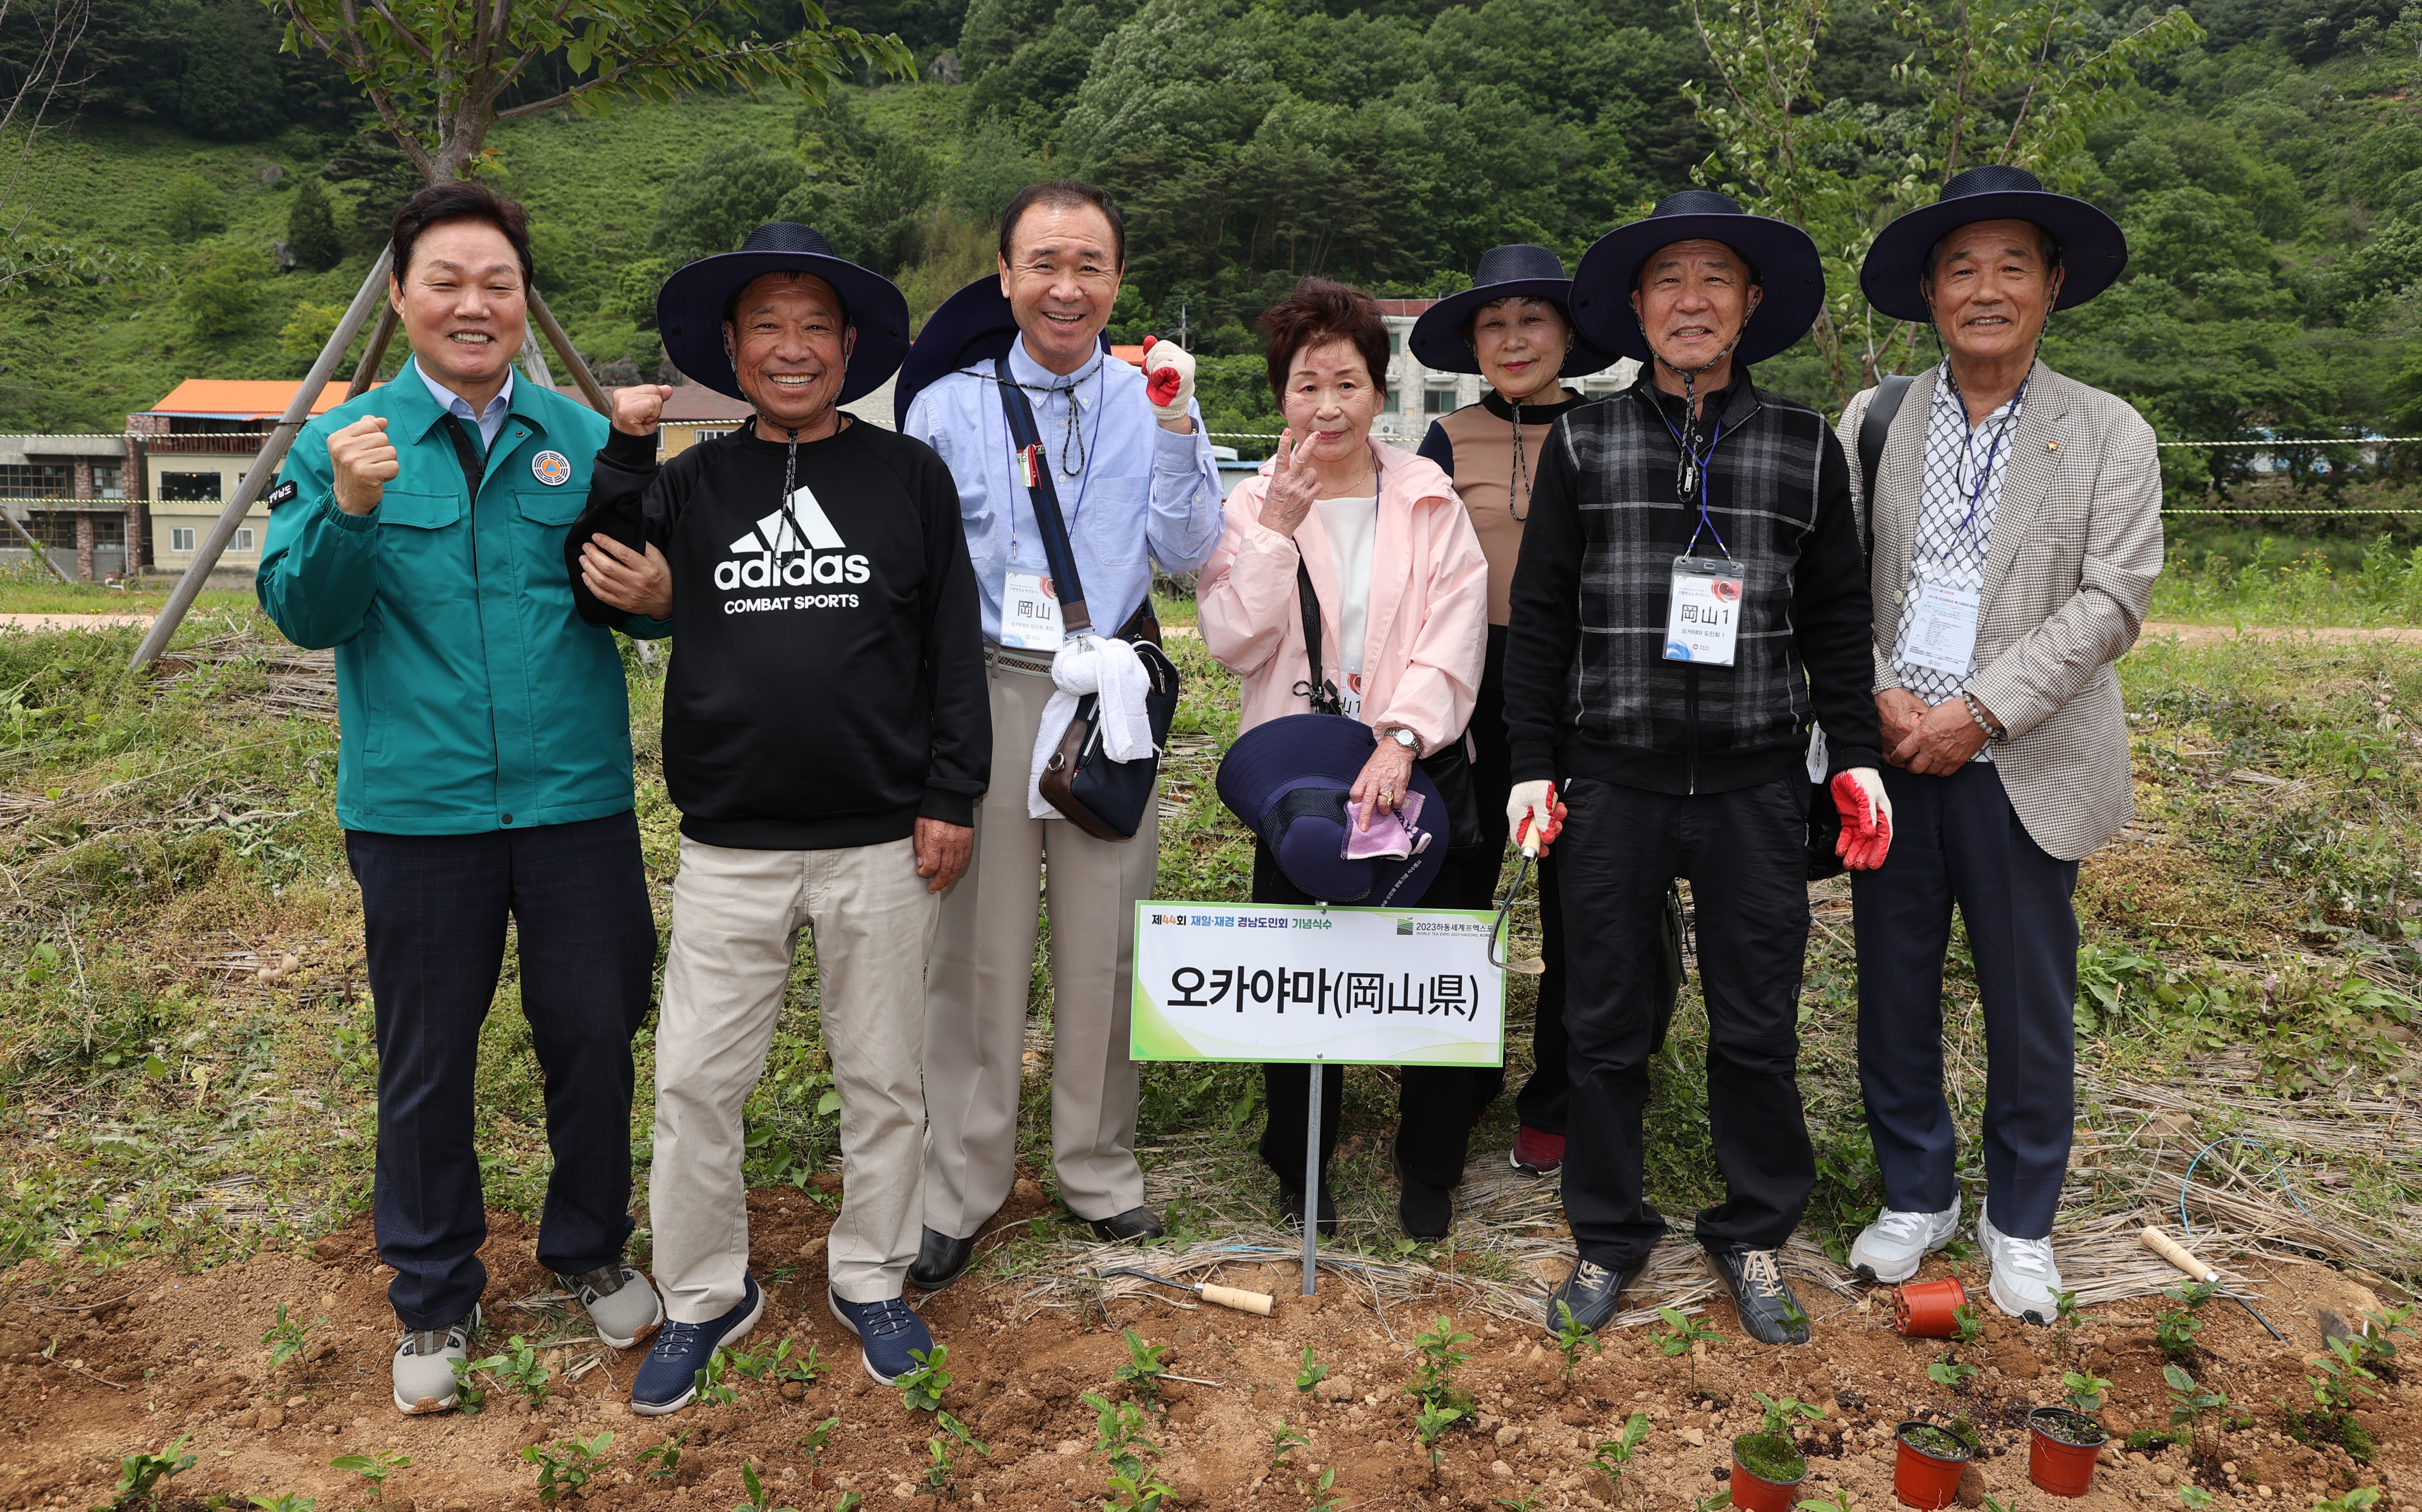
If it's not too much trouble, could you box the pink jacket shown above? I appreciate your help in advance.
[1198,441,1489,751]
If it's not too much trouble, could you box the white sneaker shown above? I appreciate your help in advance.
[1848,1200,1961,1284]
[1978,1210,2062,1324]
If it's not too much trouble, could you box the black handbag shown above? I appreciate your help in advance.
[994,354,1178,842]
[1805,372,1916,882]
[1292,558,1483,856]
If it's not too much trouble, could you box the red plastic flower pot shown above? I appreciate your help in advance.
[1729,1437,1807,1512]
[1894,1421,1974,1510]
[1893,1277,1968,1338]
[2027,1406,2108,1497]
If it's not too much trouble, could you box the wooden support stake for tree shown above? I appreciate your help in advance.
[2,501,70,583]
[128,246,394,671]
[347,302,399,400]
[529,286,610,414]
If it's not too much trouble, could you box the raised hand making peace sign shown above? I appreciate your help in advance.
[1255,427,1322,539]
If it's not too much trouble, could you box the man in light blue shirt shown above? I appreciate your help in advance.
[902,179,1220,1288]
[421,362,514,450]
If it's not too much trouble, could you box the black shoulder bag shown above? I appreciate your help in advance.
[1805,373,1914,882]
[994,354,1180,842]
[1292,554,1483,858]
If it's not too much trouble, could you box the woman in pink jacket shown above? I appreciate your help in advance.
[1198,277,1492,1240]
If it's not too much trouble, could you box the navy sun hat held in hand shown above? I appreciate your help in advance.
[1215,714,1446,908]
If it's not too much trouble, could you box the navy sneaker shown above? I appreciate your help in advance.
[629,1273,764,1416]
[828,1288,934,1385]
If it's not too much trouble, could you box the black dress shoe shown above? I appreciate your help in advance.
[1390,1138,1452,1241]
[906,1226,976,1292]
[1544,1255,1647,1334]
[1705,1241,1812,1345]
[1087,1206,1166,1243]
[1276,1175,1338,1237]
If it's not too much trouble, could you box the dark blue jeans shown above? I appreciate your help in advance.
[347,812,656,1329]
[1851,762,2079,1240]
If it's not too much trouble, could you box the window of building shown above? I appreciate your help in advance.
[234,528,256,552]
[24,512,78,546]
[170,527,197,552]
[0,463,72,496]
[1382,387,1401,413]
[1389,331,1403,354]
[92,462,123,499]
[1424,388,1459,415]
[161,472,224,502]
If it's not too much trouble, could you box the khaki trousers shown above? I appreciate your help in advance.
[921,660,1158,1235]
[651,835,935,1316]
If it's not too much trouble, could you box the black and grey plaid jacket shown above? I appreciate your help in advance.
[1502,370,1882,796]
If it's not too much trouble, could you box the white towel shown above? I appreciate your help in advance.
[1028,632,1156,819]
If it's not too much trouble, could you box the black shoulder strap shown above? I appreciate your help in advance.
[1292,557,1343,716]
[992,354,1093,635]
[1856,373,1914,564]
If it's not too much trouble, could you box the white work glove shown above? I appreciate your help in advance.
[1506,780,1565,856]
[1141,334,1195,430]
[1830,766,1894,870]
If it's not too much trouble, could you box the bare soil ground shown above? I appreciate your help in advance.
[6,1183,2417,1512]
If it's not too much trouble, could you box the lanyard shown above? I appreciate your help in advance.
[1936,373,2025,568]
[994,362,1107,567]
[1654,400,1731,560]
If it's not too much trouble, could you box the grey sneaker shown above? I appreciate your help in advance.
[562,1263,664,1350]
[391,1305,479,1414]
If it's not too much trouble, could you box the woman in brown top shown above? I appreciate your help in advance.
[1410,244,1625,1181]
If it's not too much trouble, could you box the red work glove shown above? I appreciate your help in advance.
[1831,767,1894,870]
[1507,780,1566,855]
[1140,333,1194,418]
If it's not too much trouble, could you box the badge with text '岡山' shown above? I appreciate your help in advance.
[1663,555,1744,665]
[1130,903,1504,1067]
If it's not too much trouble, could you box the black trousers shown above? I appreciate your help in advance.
[1438,626,1573,1134]
[346,812,657,1329]
[1558,776,1815,1268]
[1252,841,1504,1192]
[1850,762,2080,1239]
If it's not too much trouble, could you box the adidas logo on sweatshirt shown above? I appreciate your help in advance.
[711,485,872,590]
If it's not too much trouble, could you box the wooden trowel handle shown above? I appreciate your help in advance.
[2140,1225,2220,1283]
[1199,1284,1275,1316]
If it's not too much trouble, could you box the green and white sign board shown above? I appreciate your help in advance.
[1129,901,1505,1067]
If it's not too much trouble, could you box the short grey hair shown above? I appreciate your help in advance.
[1922,223,2061,281]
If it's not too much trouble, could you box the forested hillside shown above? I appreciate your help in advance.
[2,0,2418,502]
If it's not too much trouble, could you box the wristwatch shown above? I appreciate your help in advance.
[1387,727,1420,755]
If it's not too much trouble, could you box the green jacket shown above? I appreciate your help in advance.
[257,360,668,835]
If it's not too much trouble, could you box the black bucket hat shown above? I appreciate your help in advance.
[1570,191,1825,367]
[1407,244,1623,379]
[656,223,910,406]
[892,273,1115,428]
[1859,165,2127,323]
[1215,714,1446,908]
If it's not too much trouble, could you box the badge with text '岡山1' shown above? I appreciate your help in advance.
[1663,555,1744,665]
[1130,903,1504,1067]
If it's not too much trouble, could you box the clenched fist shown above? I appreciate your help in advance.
[610,384,676,438]
[328,415,399,516]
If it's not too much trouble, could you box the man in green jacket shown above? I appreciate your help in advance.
[258,181,671,1416]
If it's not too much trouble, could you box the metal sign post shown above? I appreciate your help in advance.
[1302,1061,1322,1296]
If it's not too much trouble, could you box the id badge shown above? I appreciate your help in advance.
[1903,575,1982,676]
[1001,568,1064,652]
[1663,555,1744,666]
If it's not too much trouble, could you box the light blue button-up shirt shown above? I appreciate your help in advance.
[418,363,515,453]
[905,338,1223,640]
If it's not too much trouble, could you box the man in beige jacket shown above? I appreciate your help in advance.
[1835,166,2163,1323]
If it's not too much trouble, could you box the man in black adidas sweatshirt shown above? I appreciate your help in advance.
[566,224,987,1409]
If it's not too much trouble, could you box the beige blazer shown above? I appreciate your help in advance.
[1838,360,2164,862]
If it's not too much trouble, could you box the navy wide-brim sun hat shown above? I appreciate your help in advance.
[1859,164,2128,324]
[1408,244,1623,380]
[1215,714,1446,908]
[1569,191,1826,368]
[656,222,910,406]
[892,273,1115,429]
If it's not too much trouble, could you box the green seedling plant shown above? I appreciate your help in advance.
[1588,1412,1651,1500]
[690,1346,739,1409]
[1951,1304,1985,1345]
[1927,1358,1980,1392]
[261,1305,321,1372]
[2314,1492,2382,1512]
[2163,1365,2226,1456]
[328,1450,409,1502]
[1654,1306,1725,1396]
[447,1356,488,1415]
[722,1340,775,1380]
[916,1436,961,1500]
[1494,1495,1544,1512]
[102,1435,194,1509]
[521,1431,612,1503]
[2063,1368,2113,1414]
[1305,1466,1345,1512]
[1406,1315,1477,1454]
[1114,1329,1171,1405]
[2154,1281,2218,1360]
[771,1339,825,1385]
[1270,1422,1309,1471]
[734,1460,800,1512]
[1756,1392,1825,1436]
[1295,1344,1329,1394]
[1694,1492,1734,1512]
[635,1429,690,1481]
[834,1497,864,1512]
[897,1344,952,1414]
[2176,1488,2216,1511]
[2356,1302,2415,1372]
[799,1415,839,1467]
[2310,1336,2382,1412]
[1084,1391,1174,1511]
[1552,1300,1603,1381]
[464,1335,552,1407]
[1798,1491,1855,1512]
[1980,1497,2016,1512]
[248,1497,315,1512]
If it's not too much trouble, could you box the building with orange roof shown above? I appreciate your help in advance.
[125,379,351,576]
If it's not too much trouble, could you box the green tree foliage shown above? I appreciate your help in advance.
[173,0,287,138]
[162,173,231,240]
[179,247,271,338]
[285,178,344,272]
[653,142,810,266]
[320,130,425,252]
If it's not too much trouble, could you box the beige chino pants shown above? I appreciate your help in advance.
[921,658,1159,1236]
[651,835,935,1317]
